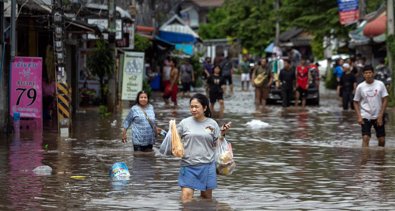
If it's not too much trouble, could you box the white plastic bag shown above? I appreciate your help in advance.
[215,138,236,175]
[159,127,172,156]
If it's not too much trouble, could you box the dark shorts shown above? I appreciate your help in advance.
[222,75,233,85]
[361,118,386,138]
[133,144,153,152]
[209,91,223,104]
[296,87,308,98]
[178,162,217,191]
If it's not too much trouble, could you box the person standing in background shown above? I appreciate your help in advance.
[278,59,295,108]
[220,56,234,97]
[295,58,309,108]
[339,63,356,110]
[334,58,345,101]
[270,53,284,88]
[179,59,195,98]
[207,65,226,116]
[251,58,272,109]
[203,57,214,96]
[122,91,163,152]
[239,55,251,91]
[375,59,391,90]
[163,58,179,107]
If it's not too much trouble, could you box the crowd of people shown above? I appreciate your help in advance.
[120,50,392,203]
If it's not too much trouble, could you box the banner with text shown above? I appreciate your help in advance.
[121,52,145,101]
[10,57,43,118]
[338,0,359,25]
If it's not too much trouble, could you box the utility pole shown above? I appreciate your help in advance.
[274,0,280,48]
[0,0,4,131]
[359,0,366,20]
[108,0,116,112]
[388,0,395,98]
[53,0,71,137]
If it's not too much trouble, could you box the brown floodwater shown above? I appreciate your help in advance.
[1,86,395,210]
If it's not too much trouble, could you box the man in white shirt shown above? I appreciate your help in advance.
[353,65,388,147]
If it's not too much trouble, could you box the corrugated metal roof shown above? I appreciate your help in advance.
[190,0,224,8]
[159,15,199,38]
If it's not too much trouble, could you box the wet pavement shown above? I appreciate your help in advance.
[1,82,395,210]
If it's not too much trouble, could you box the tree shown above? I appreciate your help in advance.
[87,39,114,104]
[199,0,276,55]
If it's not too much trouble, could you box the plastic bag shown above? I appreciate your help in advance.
[216,139,236,176]
[170,120,184,157]
[159,127,172,156]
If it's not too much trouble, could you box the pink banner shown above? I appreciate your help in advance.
[10,57,43,119]
[339,10,359,25]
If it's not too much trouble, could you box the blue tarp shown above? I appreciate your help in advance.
[154,36,175,47]
[265,42,274,53]
[175,44,193,55]
[158,31,196,44]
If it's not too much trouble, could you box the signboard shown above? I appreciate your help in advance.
[121,52,144,100]
[10,57,43,118]
[338,0,359,25]
[4,1,18,18]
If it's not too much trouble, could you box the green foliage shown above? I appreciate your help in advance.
[143,79,152,97]
[199,0,275,55]
[87,39,114,104]
[324,65,337,90]
[134,34,152,52]
[311,36,324,60]
[190,55,204,87]
[279,0,349,40]
[98,105,111,117]
[388,35,395,107]
[199,0,355,56]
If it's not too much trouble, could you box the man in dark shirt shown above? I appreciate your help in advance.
[278,59,296,107]
[340,63,356,110]
[207,65,226,115]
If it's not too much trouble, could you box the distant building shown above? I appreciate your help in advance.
[179,0,224,30]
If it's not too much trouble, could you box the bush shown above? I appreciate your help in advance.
[325,68,337,89]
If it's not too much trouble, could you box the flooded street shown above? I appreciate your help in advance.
[1,84,395,210]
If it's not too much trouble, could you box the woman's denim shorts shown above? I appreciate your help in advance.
[178,162,217,191]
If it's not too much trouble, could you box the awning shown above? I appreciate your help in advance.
[158,31,196,44]
[17,0,51,13]
[154,36,175,47]
[349,21,370,47]
[65,19,101,34]
[158,15,199,44]
[136,25,155,34]
[84,3,133,21]
[363,12,386,37]
[264,42,282,56]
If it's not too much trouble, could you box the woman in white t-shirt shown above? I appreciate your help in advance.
[353,65,388,147]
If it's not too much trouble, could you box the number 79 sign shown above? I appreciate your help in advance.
[10,57,43,119]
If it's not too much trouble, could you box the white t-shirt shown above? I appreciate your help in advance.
[353,80,388,120]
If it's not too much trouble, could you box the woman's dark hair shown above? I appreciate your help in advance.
[190,93,211,117]
[134,90,149,106]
